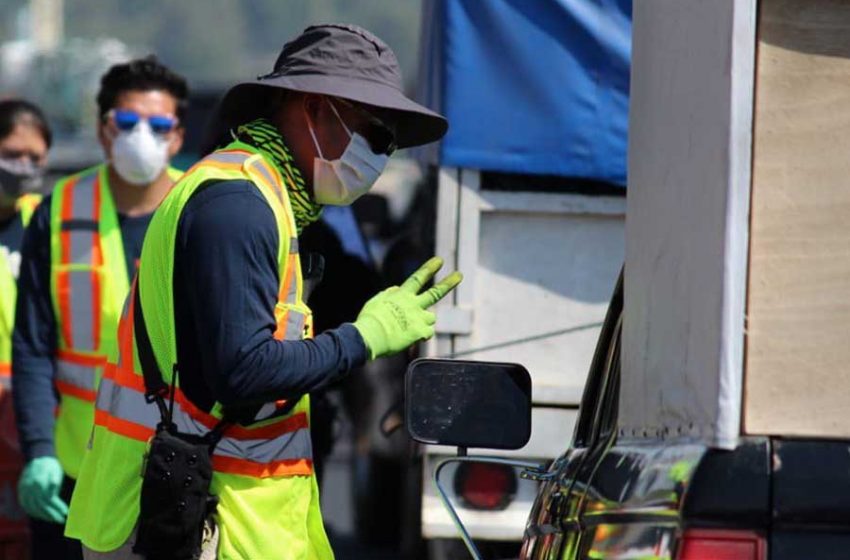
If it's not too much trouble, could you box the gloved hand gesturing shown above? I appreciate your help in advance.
[18,456,68,523]
[354,257,462,360]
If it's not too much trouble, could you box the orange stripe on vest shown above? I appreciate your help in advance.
[55,380,97,402]
[212,456,313,478]
[56,350,107,367]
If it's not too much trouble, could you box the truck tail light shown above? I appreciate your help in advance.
[677,529,766,560]
[454,462,517,511]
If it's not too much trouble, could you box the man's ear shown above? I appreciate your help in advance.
[168,126,186,157]
[302,93,323,124]
[96,117,112,156]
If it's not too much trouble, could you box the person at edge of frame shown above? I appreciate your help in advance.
[0,98,52,556]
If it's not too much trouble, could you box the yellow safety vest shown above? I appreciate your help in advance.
[48,164,181,478]
[67,143,331,560]
[0,194,41,384]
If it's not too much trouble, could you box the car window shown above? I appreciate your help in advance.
[596,315,622,444]
[572,270,623,448]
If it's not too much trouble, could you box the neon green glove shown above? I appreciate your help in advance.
[18,456,68,523]
[354,257,462,360]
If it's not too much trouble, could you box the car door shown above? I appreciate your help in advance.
[520,273,623,560]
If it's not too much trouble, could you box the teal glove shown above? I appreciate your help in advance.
[354,257,462,360]
[18,456,68,523]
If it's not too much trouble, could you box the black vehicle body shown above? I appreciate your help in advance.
[519,275,850,559]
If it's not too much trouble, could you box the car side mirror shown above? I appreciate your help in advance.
[405,358,532,450]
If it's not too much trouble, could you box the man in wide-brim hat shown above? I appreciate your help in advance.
[66,24,461,560]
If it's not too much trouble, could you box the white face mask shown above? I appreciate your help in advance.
[307,100,389,206]
[110,120,170,186]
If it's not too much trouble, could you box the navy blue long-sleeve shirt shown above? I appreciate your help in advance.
[13,179,366,461]
[172,180,366,412]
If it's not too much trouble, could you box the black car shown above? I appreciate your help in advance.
[407,273,846,560]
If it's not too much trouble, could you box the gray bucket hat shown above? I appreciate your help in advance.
[218,24,448,149]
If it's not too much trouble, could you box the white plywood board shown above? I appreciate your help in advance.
[745,0,850,437]
[431,168,625,408]
[468,212,624,404]
[621,0,756,449]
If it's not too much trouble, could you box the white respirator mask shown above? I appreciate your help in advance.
[307,100,389,206]
[110,119,171,187]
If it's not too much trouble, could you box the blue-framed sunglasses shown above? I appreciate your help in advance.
[106,109,179,135]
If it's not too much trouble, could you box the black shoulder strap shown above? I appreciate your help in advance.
[133,280,230,442]
[133,283,173,425]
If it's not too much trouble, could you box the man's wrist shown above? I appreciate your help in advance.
[23,441,55,463]
[350,318,379,361]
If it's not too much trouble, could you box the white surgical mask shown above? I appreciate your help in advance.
[110,120,170,186]
[307,100,388,206]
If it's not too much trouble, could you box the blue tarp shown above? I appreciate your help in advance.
[416,0,631,186]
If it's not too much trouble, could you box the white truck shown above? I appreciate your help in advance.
[421,168,624,556]
[406,2,633,555]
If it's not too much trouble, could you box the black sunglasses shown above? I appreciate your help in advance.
[334,98,397,156]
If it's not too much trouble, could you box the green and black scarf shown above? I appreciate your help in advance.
[236,118,322,233]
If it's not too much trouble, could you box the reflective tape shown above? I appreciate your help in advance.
[68,271,97,352]
[56,357,99,402]
[205,151,251,165]
[246,159,284,205]
[95,375,313,473]
[285,310,306,340]
[57,170,103,353]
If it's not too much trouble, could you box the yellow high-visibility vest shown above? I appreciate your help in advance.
[67,143,331,560]
[0,193,41,384]
[48,164,181,478]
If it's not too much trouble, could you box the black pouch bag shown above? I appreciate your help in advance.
[130,286,227,560]
[133,426,220,559]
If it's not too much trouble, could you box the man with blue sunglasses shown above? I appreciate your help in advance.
[12,56,188,560]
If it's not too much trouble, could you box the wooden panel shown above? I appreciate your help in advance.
[745,0,850,436]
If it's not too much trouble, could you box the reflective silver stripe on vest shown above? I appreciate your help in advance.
[246,159,284,205]
[67,270,96,352]
[205,152,249,165]
[61,172,99,352]
[215,425,312,464]
[116,296,132,371]
[285,310,306,340]
[94,369,114,411]
[56,359,97,393]
[96,377,312,464]
[67,173,98,265]
[205,152,284,206]
[0,375,10,390]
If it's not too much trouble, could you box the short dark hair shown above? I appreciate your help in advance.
[96,55,189,121]
[0,99,52,148]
